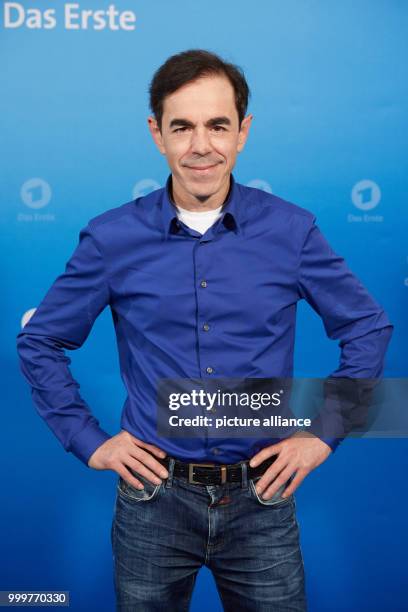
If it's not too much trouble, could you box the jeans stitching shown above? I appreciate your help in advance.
[117,478,162,502]
[205,491,212,565]
[249,478,293,506]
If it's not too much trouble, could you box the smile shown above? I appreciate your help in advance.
[186,164,218,173]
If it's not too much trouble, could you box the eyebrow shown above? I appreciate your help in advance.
[169,116,232,129]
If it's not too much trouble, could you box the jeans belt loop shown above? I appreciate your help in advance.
[165,457,175,488]
[241,460,249,490]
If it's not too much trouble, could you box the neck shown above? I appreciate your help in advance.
[170,174,231,212]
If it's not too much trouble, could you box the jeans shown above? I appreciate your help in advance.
[111,458,306,611]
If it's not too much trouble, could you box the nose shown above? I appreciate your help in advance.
[190,127,212,156]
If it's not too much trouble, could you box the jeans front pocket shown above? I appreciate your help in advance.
[117,473,163,503]
[249,476,293,506]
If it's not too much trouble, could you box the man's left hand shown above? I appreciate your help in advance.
[248,431,332,500]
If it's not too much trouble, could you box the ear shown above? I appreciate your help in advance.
[237,113,253,153]
[147,115,166,155]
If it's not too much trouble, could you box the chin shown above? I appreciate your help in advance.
[193,184,219,199]
[188,172,221,187]
[182,176,213,191]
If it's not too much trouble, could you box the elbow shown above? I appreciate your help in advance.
[377,308,394,343]
[16,330,29,358]
[368,306,394,343]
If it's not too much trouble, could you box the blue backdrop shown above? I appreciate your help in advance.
[2,1,407,610]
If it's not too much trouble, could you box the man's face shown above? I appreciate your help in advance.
[148,74,252,203]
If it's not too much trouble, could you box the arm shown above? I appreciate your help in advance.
[250,216,393,500]
[297,217,393,450]
[16,224,112,466]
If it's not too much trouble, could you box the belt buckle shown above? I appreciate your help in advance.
[188,463,227,484]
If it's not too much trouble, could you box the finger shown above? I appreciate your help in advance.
[125,433,167,459]
[125,457,164,486]
[116,464,145,490]
[249,442,283,468]
[254,459,288,494]
[130,446,169,479]
[261,465,296,500]
[133,438,167,459]
[281,470,307,498]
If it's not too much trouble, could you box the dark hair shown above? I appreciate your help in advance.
[148,49,250,131]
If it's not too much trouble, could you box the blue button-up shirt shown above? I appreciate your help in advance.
[16,173,393,466]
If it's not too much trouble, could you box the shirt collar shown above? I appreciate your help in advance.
[161,173,241,239]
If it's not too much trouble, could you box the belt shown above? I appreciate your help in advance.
[159,455,277,486]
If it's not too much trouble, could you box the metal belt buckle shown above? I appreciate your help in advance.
[188,462,216,484]
[188,463,228,484]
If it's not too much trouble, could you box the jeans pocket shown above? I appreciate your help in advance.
[117,473,163,503]
[249,476,292,506]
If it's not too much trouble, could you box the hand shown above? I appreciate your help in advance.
[249,431,332,500]
[87,429,168,490]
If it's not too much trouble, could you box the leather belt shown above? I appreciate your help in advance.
[158,455,277,486]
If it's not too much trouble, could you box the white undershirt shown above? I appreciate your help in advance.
[175,204,224,235]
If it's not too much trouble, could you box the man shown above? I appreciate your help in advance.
[16,49,393,611]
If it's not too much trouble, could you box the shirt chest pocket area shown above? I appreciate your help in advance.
[116,266,196,329]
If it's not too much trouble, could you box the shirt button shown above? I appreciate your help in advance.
[206,366,214,374]
[212,448,220,455]
[200,280,207,288]
[203,323,210,332]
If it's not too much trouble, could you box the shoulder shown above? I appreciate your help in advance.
[84,187,165,242]
[236,182,316,225]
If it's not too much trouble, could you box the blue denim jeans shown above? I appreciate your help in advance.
[111,458,306,611]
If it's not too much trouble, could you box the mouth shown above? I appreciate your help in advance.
[185,163,219,174]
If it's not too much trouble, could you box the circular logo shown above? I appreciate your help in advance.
[21,178,52,209]
[132,178,161,200]
[21,308,37,329]
[246,179,273,194]
[351,180,381,211]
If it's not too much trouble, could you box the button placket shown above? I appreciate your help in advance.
[195,241,216,378]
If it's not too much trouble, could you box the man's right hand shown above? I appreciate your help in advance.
[87,430,169,490]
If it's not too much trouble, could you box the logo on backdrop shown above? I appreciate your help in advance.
[21,308,37,329]
[18,178,55,222]
[347,179,383,223]
[3,3,136,31]
[246,179,273,194]
[21,178,51,209]
[132,179,161,200]
[351,179,381,211]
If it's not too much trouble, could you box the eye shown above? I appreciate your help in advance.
[173,127,189,133]
[212,125,227,132]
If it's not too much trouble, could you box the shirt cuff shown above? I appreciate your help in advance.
[68,421,112,467]
[320,436,341,452]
